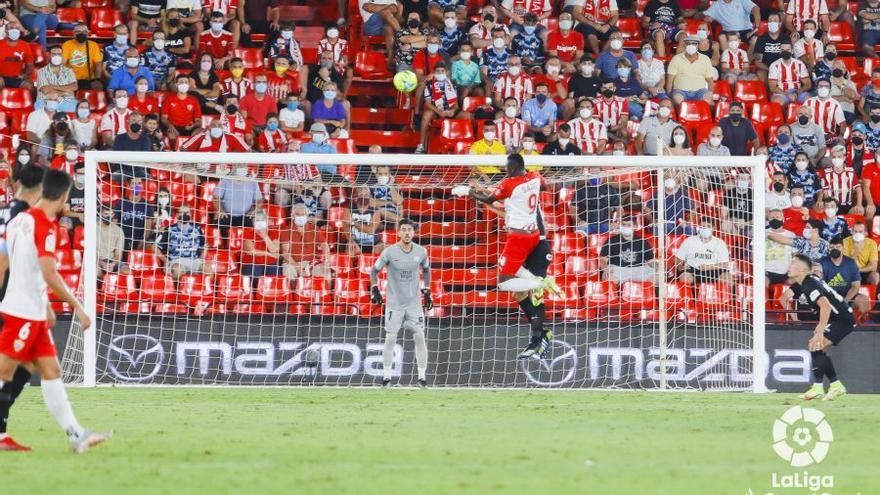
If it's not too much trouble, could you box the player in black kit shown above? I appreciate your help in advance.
[786,254,854,401]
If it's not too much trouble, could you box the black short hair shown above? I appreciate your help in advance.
[830,235,844,245]
[17,164,45,189]
[397,218,416,230]
[506,153,525,174]
[793,253,813,267]
[41,169,72,201]
[808,218,824,229]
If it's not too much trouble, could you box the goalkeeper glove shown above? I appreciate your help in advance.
[371,285,383,304]
[422,288,433,310]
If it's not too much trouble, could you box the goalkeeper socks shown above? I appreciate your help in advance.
[41,378,85,442]
[498,278,543,292]
[382,332,397,380]
[412,329,428,381]
[0,367,32,435]
[810,351,828,384]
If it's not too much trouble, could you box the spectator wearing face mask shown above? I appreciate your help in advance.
[36,45,78,113]
[612,58,647,120]
[239,74,278,131]
[645,171,696,234]
[596,31,636,79]
[819,236,870,317]
[752,12,786,83]
[143,32,175,91]
[281,203,331,279]
[547,12,584,73]
[804,79,847,141]
[791,108,828,162]
[182,118,250,152]
[240,209,283,279]
[765,208,795,285]
[469,121,507,172]
[191,53,224,113]
[161,75,203,142]
[413,31,450,99]
[214,165,263,238]
[156,204,207,281]
[369,164,404,227]
[665,125,693,156]
[828,58,859,125]
[817,198,851,241]
[637,41,667,99]
[573,174,619,234]
[785,0,830,38]
[767,172,792,210]
[467,6,508,55]
[395,12,430,71]
[600,216,655,282]
[792,19,824,70]
[818,145,862,214]
[771,220,829,272]
[279,94,305,133]
[61,161,86,233]
[318,25,353,93]
[567,98,607,154]
[787,152,821,206]
[844,221,879,286]
[301,123,339,176]
[50,141,81,176]
[115,177,156,251]
[264,22,302,67]
[697,126,732,157]
[265,55,301,103]
[25,93,63,151]
[492,55,533,109]
[344,187,382,255]
[783,186,811,234]
[643,0,685,58]
[108,47,155,96]
[198,11,236,67]
[719,31,752,85]
[103,24,134,77]
[97,205,127,279]
[542,123,582,155]
[111,111,152,179]
[769,41,812,105]
[718,101,759,155]
[675,219,733,285]
[511,12,545,71]
[62,22,103,90]
[480,26,512,84]
[720,174,753,235]
[768,125,802,174]
[666,35,714,105]
[594,80,629,142]
[451,43,482,98]
[311,82,349,137]
[517,133,540,157]
[222,58,252,98]
[521,83,557,142]
[255,113,288,152]
[152,187,174,232]
[494,97,529,149]
[635,98,676,155]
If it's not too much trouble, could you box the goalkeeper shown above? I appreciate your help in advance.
[370,219,433,389]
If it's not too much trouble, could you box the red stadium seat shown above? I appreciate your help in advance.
[140,274,176,302]
[264,203,288,228]
[561,255,600,284]
[665,281,694,311]
[358,253,380,276]
[292,277,332,303]
[215,274,253,303]
[89,8,124,36]
[619,281,656,310]
[617,18,643,49]
[127,250,162,273]
[429,119,474,154]
[678,100,712,128]
[0,88,34,111]
[750,101,784,126]
[73,226,85,250]
[179,274,214,306]
[461,96,492,113]
[551,232,586,255]
[696,282,734,314]
[353,51,393,80]
[827,22,856,52]
[205,250,237,273]
[100,273,136,302]
[54,248,82,272]
[734,81,768,108]
[255,276,293,304]
[584,280,618,306]
[713,80,733,103]
[55,8,86,33]
[232,48,265,69]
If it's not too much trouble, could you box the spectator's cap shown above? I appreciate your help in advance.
[852,121,868,135]
[831,144,846,154]
[310,122,327,134]
[684,34,699,43]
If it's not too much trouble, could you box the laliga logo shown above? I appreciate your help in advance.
[521,339,577,386]
[772,406,833,467]
[106,334,165,382]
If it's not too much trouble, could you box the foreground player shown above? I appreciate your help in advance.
[452,154,560,358]
[370,219,432,388]
[0,164,47,450]
[785,254,854,401]
[0,169,111,452]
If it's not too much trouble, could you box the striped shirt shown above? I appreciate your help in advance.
[767,142,802,173]
[768,59,809,92]
[582,0,619,21]
[493,72,534,106]
[222,76,253,97]
[785,0,829,31]
[318,38,349,75]
[793,37,824,61]
[803,96,845,135]
[566,117,607,153]
[99,108,131,135]
[36,66,76,91]
[205,0,238,15]
[494,117,528,148]
[593,96,628,127]
[502,0,552,17]
[721,48,749,72]
[820,167,860,206]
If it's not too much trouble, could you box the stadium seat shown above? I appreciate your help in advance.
[292,277,332,303]
[232,48,265,69]
[561,255,601,284]
[0,88,34,111]
[429,119,474,154]
[713,80,733,103]
[750,101,784,126]
[264,203,288,228]
[205,250,237,273]
[665,281,694,311]
[73,226,85,250]
[127,250,162,273]
[461,96,492,113]
[734,81,768,108]
[696,282,735,316]
[827,22,856,52]
[677,100,712,130]
[215,274,253,303]
[100,273,136,302]
[54,248,82,272]
[255,276,293,304]
[140,274,176,302]
[617,18,643,49]
[179,274,214,306]
[551,232,586,255]
[353,51,393,80]
[55,7,86,34]
[583,280,618,306]
[89,8,124,37]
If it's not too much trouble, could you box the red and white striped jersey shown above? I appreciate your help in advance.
[205,0,238,15]
[493,72,534,106]
[582,0,619,22]
[765,160,783,190]
[99,108,131,135]
[592,96,628,127]
[493,171,545,231]
[794,37,824,61]
[501,0,552,17]
[785,0,829,31]
[220,112,252,138]
[768,59,809,92]
[222,76,253,97]
[566,117,607,154]
[467,23,510,56]
[181,132,250,152]
[803,96,845,135]
[721,48,749,71]
[318,37,349,75]
[494,117,528,148]
[820,167,860,205]
[256,128,288,152]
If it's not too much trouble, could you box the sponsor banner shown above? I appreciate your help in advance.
[52,318,880,392]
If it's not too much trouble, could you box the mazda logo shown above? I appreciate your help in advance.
[106,334,165,382]
[521,339,578,386]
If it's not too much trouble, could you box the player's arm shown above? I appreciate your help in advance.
[767,231,795,246]
[421,254,432,310]
[39,256,90,330]
[370,254,387,304]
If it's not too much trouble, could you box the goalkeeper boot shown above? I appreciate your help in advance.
[517,339,542,360]
[823,381,847,401]
[800,383,825,401]
[0,436,31,452]
[71,429,112,454]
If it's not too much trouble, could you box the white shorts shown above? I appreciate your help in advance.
[385,306,426,334]
[167,257,204,274]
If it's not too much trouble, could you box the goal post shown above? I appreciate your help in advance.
[63,150,766,391]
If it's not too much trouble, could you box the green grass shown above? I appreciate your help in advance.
[4,388,879,495]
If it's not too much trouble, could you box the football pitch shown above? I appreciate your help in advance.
[5,388,879,495]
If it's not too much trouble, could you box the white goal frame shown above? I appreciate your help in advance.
[81,151,768,392]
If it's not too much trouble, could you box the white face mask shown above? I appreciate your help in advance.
[699,227,712,240]
[7,29,20,41]
[817,86,830,98]
[612,150,625,156]
[658,106,671,118]
[508,65,521,76]
[558,137,570,147]
[709,136,722,147]
[505,106,517,118]
[327,28,339,38]
[235,167,249,177]
[825,207,838,218]
[209,127,223,138]
[211,22,224,32]
[434,73,446,82]
[795,160,809,171]
[697,30,708,39]
[116,97,129,109]
[642,49,653,60]
[791,195,805,208]
[376,175,390,185]
[579,108,592,119]
[158,195,170,206]
[559,19,573,30]
[201,61,213,72]
[619,226,634,237]
[803,29,815,39]
[460,51,472,61]
[254,220,269,230]
[50,54,62,66]
[664,178,677,189]
[75,174,85,186]
[17,154,29,165]
[832,157,845,168]
[547,65,560,76]
[801,228,812,238]
[853,232,866,242]
[492,37,505,49]
[115,34,128,45]
[312,132,326,144]
[281,30,293,40]
[293,215,308,227]
[768,21,780,33]
[728,40,740,50]
[77,107,90,119]
[153,39,166,50]
[581,64,594,75]
[65,149,79,161]
[484,131,496,141]
[427,43,440,54]
[685,44,698,55]
[736,179,749,190]
[178,83,190,94]
[673,134,686,145]
[126,57,140,68]
[609,39,623,51]
[444,18,456,29]
[522,141,535,151]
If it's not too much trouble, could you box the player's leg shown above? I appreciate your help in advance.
[516,240,554,359]
[406,307,428,387]
[820,320,852,400]
[497,233,559,294]
[0,363,35,445]
[381,308,405,387]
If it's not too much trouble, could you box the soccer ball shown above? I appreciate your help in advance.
[393,70,418,93]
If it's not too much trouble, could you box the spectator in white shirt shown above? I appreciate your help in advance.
[767,171,793,211]
[675,218,733,285]
[765,208,794,285]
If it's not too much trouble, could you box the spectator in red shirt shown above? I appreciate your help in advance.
[199,11,235,68]
[256,113,288,152]
[546,12,584,74]
[783,186,811,235]
[412,32,449,103]
[265,55,300,102]
[0,22,35,91]
[161,74,203,141]
[240,73,278,131]
[241,208,283,279]
[219,94,254,147]
[280,203,331,279]
[129,76,160,115]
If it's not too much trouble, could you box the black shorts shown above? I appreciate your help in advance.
[2,77,25,88]
[523,238,552,278]
[767,271,789,284]
[823,313,855,345]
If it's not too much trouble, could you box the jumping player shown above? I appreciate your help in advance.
[785,254,854,401]
[452,154,560,359]
[0,169,111,452]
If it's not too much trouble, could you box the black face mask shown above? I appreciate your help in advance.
[408,18,420,29]
[781,50,792,60]
[773,181,785,192]
[872,115,880,124]
[483,13,495,23]
[832,68,844,78]
[729,113,741,123]
[226,104,238,114]
[75,32,87,43]
[601,89,614,98]
[830,248,842,259]
[167,18,180,27]
[798,115,809,125]
[768,218,783,229]
[825,52,837,61]
[130,123,142,133]
[179,213,191,223]
[853,136,864,146]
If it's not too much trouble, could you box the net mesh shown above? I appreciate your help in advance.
[61,154,760,389]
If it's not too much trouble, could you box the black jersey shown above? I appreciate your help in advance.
[0,198,31,300]
[792,274,853,318]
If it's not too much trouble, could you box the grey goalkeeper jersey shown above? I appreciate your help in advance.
[374,243,430,309]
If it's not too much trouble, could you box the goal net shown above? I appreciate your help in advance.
[61,151,766,391]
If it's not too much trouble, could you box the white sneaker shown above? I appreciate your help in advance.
[71,429,113,454]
